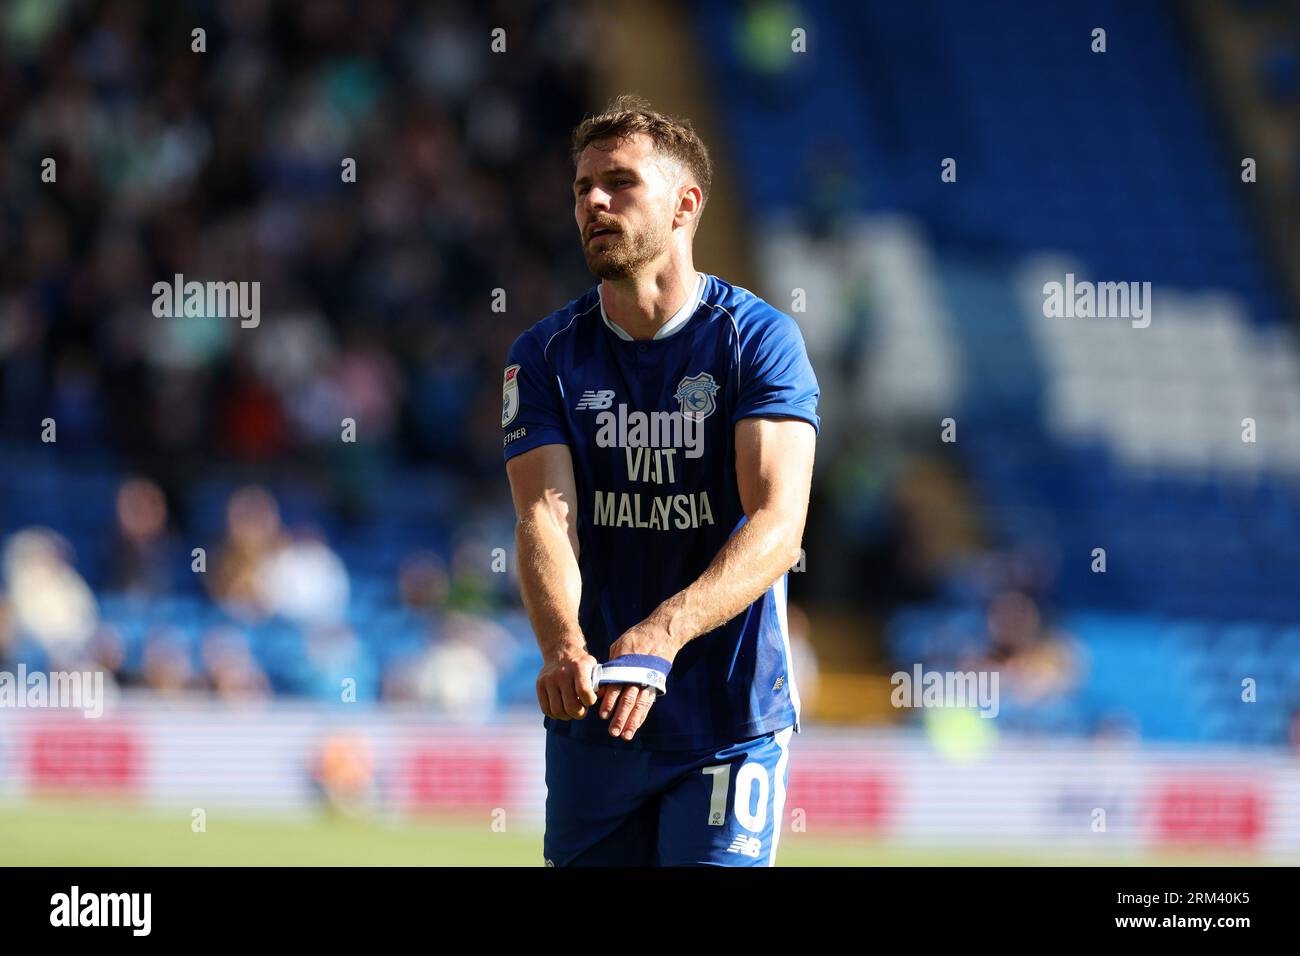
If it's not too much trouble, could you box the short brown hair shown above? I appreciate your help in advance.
[571,94,713,215]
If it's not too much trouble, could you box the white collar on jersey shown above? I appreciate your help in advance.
[599,271,706,342]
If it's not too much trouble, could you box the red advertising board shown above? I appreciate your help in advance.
[26,721,144,794]
[1153,779,1263,846]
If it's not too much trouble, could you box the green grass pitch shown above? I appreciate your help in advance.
[0,801,1276,866]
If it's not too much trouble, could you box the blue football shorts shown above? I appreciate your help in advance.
[542,725,795,867]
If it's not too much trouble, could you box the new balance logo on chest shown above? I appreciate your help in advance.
[575,389,615,411]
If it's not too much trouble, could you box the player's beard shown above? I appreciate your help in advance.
[583,220,670,280]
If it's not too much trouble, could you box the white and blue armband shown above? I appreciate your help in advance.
[589,654,671,696]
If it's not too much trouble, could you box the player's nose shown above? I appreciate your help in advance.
[583,186,612,216]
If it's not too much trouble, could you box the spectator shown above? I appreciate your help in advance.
[208,485,285,622]
[140,626,197,696]
[260,529,351,628]
[1,528,98,666]
[200,626,271,703]
[105,477,176,596]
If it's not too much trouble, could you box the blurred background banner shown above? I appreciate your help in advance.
[2,0,1300,864]
[4,705,1298,858]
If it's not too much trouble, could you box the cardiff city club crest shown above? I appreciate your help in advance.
[674,372,720,421]
[502,364,520,426]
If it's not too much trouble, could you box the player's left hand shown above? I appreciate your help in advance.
[600,622,680,740]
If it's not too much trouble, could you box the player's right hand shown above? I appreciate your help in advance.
[536,650,599,720]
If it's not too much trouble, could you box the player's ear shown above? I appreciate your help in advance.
[675,182,703,231]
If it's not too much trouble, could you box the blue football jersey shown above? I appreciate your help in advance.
[502,272,819,750]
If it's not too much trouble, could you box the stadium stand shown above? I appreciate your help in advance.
[694,0,1300,743]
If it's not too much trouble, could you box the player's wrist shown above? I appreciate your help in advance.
[543,634,589,664]
[646,601,691,655]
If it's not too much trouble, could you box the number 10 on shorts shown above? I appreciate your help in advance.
[702,763,769,831]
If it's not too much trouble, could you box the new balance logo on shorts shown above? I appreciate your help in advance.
[726,835,763,858]
[575,389,615,410]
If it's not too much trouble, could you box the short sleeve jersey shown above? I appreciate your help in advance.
[503,272,819,750]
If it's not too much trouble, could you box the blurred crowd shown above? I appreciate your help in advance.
[0,0,620,716]
[1,0,598,493]
[0,476,536,718]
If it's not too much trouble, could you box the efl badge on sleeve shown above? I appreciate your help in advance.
[502,364,521,427]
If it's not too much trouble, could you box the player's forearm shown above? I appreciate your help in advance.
[515,512,585,660]
[650,507,803,650]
